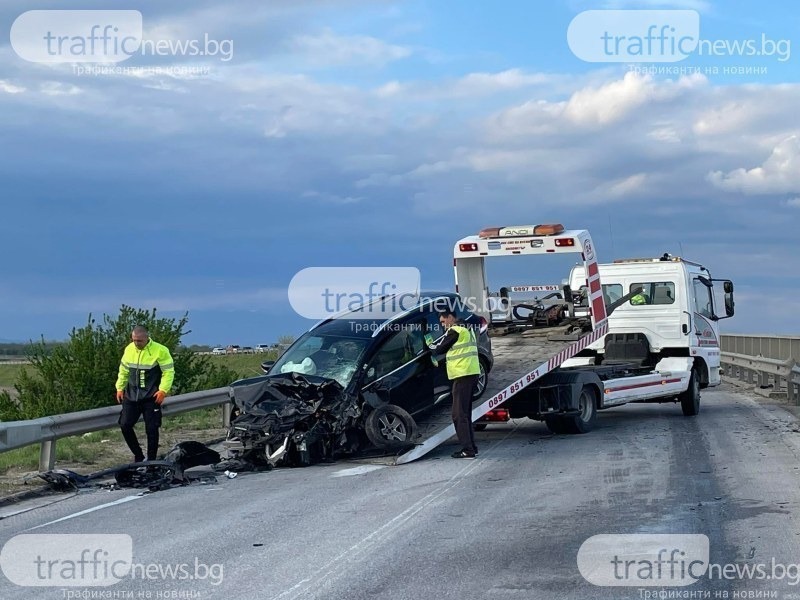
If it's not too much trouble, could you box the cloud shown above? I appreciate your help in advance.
[594,173,649,199]
[375,69,557,99]
[708,136,800,195]
[289,29,412,66]
[301,190,363,204]
[488,72,706,137]
[0,79,25,94]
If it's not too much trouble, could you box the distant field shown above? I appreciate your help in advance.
[0,364,26,387]
[207,351,279,379]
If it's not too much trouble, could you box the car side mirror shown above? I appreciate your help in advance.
[261,360,275,373]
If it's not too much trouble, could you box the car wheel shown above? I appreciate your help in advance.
[680,370,700,416]
[365,404,417,449]
[473,359,489,399]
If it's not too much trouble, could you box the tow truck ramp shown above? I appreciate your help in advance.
[395,321,608,464]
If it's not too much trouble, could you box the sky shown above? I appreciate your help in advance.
[0,0,798,346]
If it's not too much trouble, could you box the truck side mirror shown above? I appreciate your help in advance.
[724,292,735,317]
[720,280,734,317]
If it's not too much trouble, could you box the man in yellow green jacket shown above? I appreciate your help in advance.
[427,309,481,459]
[115,326,175,462]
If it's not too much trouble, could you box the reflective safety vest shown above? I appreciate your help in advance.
[116,340,175,401]
[630,294,647,305]
[445,325,481,380]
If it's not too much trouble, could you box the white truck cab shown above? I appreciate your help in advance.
[567,255,734,389]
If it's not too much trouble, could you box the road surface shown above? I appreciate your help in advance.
[2,384,800,599]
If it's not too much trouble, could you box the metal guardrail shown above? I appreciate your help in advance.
[720,352,799,404]
[720,334,800,362]
[0,388,233,472]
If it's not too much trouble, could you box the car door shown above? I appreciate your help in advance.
[424,310,452,400]
[362,319,433,415]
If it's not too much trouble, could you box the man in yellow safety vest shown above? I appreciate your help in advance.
[115,326,175,463]
[427,308,481,458]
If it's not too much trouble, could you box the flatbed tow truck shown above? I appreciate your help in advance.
[396,224,734,464]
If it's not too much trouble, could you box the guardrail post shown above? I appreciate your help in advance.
[39,440,56,472]
[222,402,232,428]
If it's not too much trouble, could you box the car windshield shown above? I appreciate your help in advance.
[271,334,370,387]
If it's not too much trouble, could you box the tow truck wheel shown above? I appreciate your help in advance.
[544,416,568,434]
[561,386,598,434]
[365,404,417,449]
[680,370,701,416]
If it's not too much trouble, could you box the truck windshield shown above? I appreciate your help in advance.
[271,334,369,387]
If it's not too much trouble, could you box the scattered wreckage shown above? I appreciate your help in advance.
[38,441,221,492]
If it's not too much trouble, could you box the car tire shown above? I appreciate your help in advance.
[365,404,417,449]
[680,370,701,416]
[473,359,489,400]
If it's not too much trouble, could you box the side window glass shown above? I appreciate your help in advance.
[367,321,425,381]
[629,282,675,305]
[602,284,622,305]
[693,279,714,318]
[426,311,445,342]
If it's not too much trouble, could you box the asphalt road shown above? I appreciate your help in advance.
[3,384,800,600]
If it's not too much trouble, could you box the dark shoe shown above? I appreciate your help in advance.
[451,450,476,459]
[472,447,479,456]
[133,455,145,464]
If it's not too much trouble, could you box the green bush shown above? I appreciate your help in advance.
[0,306,237,421]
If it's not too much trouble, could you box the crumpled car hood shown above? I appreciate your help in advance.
[230,372,360,432]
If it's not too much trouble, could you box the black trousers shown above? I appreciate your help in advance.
[119,399,162,461]
[451,374,479,452]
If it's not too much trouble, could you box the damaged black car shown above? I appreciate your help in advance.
[224,293,493,467]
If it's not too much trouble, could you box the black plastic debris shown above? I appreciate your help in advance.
[38,441,221,492]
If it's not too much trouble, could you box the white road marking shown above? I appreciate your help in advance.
[271,423,520,600]
[28,495,142,531]
[331,465,386,477]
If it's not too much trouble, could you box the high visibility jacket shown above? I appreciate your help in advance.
[116,340,175,401]
[630,294,647,305]
[445,325,481,380]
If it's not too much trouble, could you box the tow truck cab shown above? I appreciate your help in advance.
[565,255,735,388]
